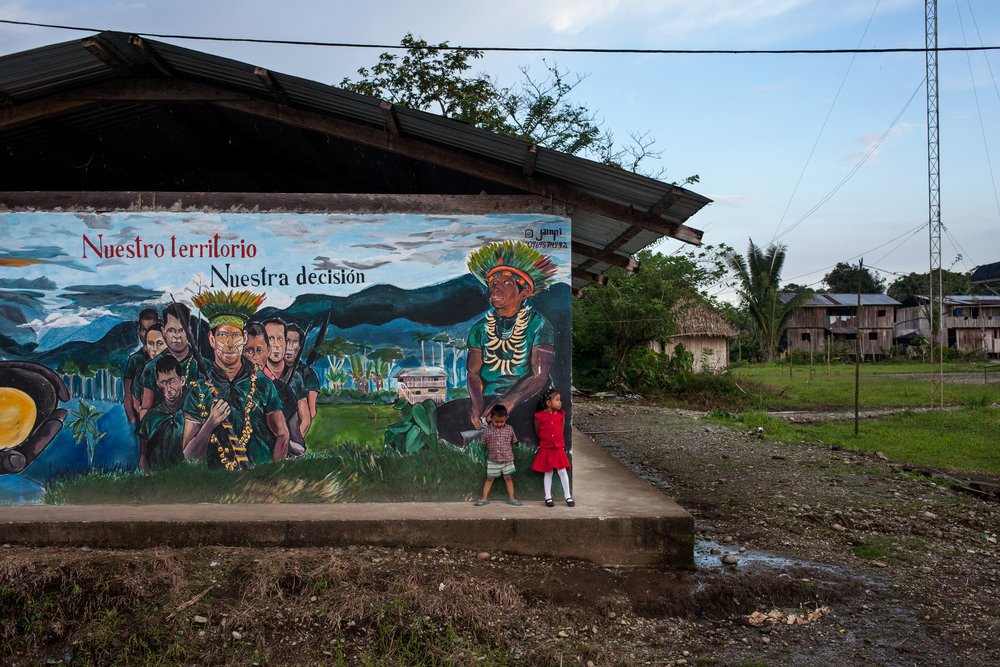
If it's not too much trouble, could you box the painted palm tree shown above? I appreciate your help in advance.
[725,240,811,362]
[324,355,349,392]
[68,399,106,469]
[412,331,431,366]
[448,338,468,386]
[372,358,396,391]
[432,332,450,368]
[347,353,371,394]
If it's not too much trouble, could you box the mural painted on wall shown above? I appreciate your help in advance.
[0,211,572,505]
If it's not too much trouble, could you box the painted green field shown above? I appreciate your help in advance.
[306,403,399,451]
[734,360,1000,410]
[44,401,563,504]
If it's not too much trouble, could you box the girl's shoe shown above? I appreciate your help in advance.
[504,499,523,506]
[565,497,575,507]
[545,498,554,507]
[474,498,490,506]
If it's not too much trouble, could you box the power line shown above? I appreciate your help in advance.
[771,0,882,243]
[4,18,1000,55]
[956,0,1000,221]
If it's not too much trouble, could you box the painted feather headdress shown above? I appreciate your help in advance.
[192,290,265,330]
[467,240,558,296]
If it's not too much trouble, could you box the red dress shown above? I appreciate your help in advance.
[531,409,571,472]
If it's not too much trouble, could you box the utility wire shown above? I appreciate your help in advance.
[4,18,1000,55]
[957,0,1000,221]
[773,77,924,243]
[782,222,928,283]
[771,0,881,243]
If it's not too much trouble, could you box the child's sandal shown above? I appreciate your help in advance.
[545,498,554,507]
[565,497,575,507]
[474,498,490,506]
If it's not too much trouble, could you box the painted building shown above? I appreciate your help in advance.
[0,32,710,504]
[396,367,448,405]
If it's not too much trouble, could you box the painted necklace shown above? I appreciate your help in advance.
[192,368,257,470]
[483,305,530,375]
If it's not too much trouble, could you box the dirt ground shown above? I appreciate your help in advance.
[3,397,999,666]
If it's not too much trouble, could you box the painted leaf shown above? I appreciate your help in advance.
[404,425,423,453]
[411,402,433,436]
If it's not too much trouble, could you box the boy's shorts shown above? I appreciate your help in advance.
[486,460,515,478]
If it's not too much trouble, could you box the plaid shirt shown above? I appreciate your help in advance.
[481,423,517,463]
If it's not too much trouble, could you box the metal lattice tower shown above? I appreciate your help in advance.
[926,0,944,407]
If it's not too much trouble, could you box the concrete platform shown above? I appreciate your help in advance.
[0,429,693,567]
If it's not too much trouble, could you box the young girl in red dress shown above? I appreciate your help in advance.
[531,388,574,507]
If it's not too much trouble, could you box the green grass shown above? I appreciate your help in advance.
[307,403,399,451]
[733,360,1000,410]
[44,441,559,504]
[708,406,1000,475]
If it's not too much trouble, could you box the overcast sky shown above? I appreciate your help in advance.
[2,0,1000,299]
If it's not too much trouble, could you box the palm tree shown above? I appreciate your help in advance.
[725,240,811,362]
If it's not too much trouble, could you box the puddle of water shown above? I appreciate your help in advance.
[695,539,884,587]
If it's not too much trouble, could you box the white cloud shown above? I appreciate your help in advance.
[528,0,812,38]
[22,307,115,333]
[843,122,915,163]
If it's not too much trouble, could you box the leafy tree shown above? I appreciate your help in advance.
[888,269,974,306]
[822,262,886,294]
[341,34,688,178]
[725,240,811,362]
[573,245,729,389]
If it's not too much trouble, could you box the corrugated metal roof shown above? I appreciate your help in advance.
[0,32,711,291]
[780,293,902,307]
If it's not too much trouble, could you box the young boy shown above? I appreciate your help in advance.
[474,405,522,506]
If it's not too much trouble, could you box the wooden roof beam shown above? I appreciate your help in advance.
[648,187,682,217]
[82,37,135,76]
[254,68,289,107]
[573,241,638,270]
[572,267,607,285]
[380,101,401,137]
[522,144,538,177]
[128,36,174,77]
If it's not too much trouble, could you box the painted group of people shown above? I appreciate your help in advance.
[118,239,575,505]
[121,293,320,471]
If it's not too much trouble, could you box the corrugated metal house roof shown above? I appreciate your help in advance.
[779,293,901,307]
[0,32,711,290]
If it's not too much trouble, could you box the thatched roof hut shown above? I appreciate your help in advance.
[650,300,737,373]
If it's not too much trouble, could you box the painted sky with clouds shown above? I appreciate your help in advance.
[2,1,1000,299]
[2,211,571,335]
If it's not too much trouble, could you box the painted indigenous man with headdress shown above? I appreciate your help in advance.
[181,290,288,469]
[438,240,558,448]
